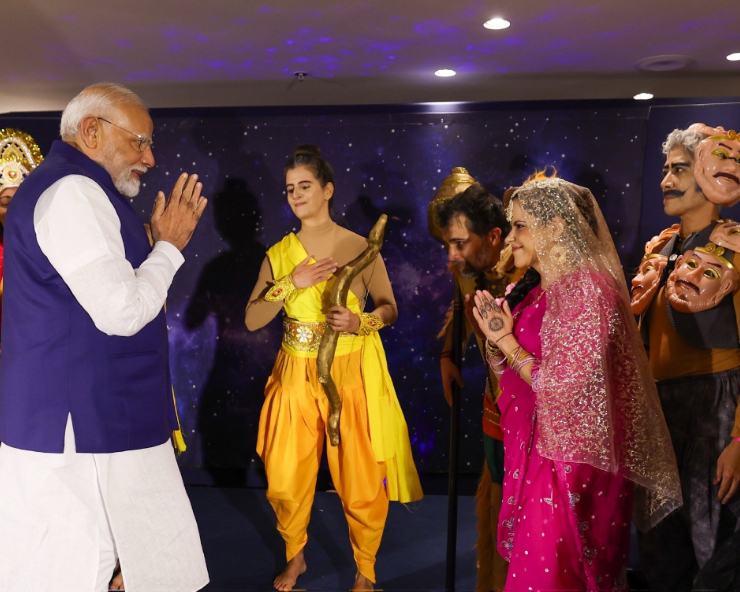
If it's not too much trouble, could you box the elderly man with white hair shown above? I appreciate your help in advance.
[0,82,209,591]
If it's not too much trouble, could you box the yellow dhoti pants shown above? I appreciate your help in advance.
[257,346,389,583]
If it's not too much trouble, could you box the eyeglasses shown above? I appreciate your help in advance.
[97,117,153,152]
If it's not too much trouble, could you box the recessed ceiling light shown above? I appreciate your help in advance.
[727,52,740,62]
[435,69,457,77]
[633,92,654,101]
[484,17,511,30]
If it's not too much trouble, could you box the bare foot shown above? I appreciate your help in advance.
[109,562,124,590]
[273,551,307,591]
[352,571,375,592]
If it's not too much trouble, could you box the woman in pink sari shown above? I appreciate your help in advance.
[472,175,682,591]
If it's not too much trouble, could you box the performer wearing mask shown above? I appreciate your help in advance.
[245,145,422,592]
[473,173,681,591]
[633,124,740,590]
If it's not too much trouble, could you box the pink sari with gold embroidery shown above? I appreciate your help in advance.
[498,278,633,591]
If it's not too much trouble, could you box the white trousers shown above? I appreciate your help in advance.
[0,416,209,592]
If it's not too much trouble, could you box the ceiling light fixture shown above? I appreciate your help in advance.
[636,55,691,71]
[727,52,740,62]
[633,92,654,101]
[484,17,511,30]
[435,69,457,77]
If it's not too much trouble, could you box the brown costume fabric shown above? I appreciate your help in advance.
[475,463,507,592]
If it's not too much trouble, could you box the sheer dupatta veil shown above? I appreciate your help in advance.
[509,177,682,531]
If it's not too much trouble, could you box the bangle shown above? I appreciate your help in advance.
[485,340,506,368]
[485,340,502,358]
[495,332,513,344]
[357,312,386,336]
[507,345,522,368]
[513,356,536,376]
[440,351,453,362]
[507,346,534,371]
[264,274,297,302]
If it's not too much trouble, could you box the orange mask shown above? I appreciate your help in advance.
[631,254,668,315]
[690,124,740,206]
[666,244,738,313]
[710,219,740,252]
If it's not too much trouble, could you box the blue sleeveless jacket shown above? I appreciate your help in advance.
[0,141,176,453]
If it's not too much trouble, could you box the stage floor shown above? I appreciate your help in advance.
[189,485,479,591]
[189,484,643,591]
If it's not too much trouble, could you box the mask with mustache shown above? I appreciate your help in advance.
[690,124,740,206]
[666,244,739,313]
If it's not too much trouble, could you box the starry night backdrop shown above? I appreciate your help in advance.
[4,99,739,483]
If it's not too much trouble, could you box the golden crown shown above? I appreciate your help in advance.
[0,128,44,190]
[696,242,735,270]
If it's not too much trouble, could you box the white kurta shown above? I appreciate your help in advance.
[0,174,209,592]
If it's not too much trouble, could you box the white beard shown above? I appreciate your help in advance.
[100,144,145,197]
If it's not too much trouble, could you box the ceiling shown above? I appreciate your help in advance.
[3,0,739,113]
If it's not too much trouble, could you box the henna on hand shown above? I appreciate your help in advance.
[489,317,504,332]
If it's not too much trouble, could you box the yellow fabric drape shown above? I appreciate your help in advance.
[172,385,187,454]
[266,233,422,503]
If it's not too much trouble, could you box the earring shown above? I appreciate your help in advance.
[549,244,567,266]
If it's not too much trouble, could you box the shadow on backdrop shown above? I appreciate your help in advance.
[187,176,269,487]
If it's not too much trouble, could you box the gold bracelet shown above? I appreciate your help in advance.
[357,312,386,335]
[485,339,501,358]
[506,346,521,368]
[485,340,506,367]
[264,275,297,302]
[507,345,532,369]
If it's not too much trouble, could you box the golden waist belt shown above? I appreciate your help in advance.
[282,317,355,352]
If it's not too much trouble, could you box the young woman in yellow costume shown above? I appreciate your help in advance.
[246,145,422,592]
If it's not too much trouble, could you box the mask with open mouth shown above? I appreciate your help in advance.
[691,124,740,206]
[631,254,668,315]
[666,243,739,313]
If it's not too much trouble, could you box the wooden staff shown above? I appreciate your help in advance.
[317,214,388,446]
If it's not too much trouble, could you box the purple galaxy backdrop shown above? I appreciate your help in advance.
[136,105,650,478]
[7,100,738,479]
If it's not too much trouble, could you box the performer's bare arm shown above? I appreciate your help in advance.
[716,439,740,504]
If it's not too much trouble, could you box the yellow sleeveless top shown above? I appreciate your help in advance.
[267,233,423,503]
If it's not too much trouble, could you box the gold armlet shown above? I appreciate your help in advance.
[264,275,297,302]
[357,313,386,336]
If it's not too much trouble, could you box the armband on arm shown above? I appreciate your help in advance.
[264,275,297,302]
[357,312,386,335]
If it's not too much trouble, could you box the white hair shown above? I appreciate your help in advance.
[59,82,147,141]
[662,127,707,156]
